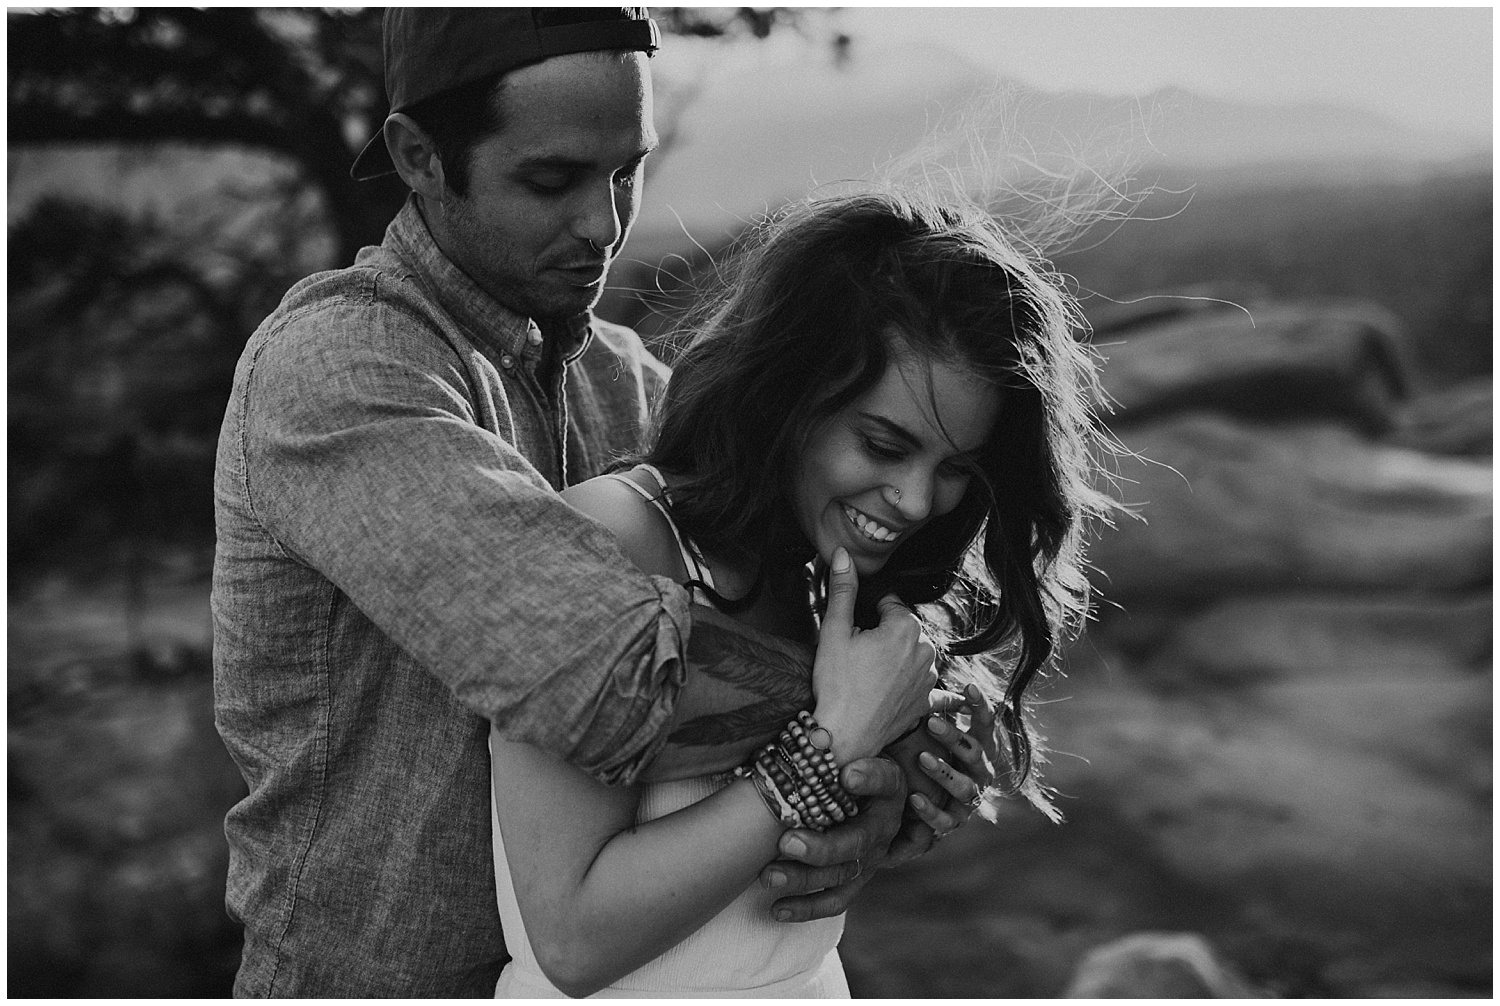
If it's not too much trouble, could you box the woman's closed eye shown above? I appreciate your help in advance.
[862,437,905,461]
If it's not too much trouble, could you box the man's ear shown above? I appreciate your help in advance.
[385,112,448,201]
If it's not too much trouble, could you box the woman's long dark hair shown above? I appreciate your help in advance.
[640,188,1116,820]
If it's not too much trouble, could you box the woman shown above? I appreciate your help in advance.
[490,187,1113,997]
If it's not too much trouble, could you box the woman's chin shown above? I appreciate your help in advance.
[814,547,886,579]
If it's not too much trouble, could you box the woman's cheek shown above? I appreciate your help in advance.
[933,477,971,519]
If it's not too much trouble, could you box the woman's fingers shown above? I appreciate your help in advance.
[927,688,966,716]
[818,546,858,644]
[926,714,984,768]
[917,749,982,805]
[966,684,996,735]
[907,791,966,838]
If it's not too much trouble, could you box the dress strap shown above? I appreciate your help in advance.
[602,465,717,594]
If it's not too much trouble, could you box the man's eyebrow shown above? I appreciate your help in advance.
[515,145,657,173]
[514,155,591,172]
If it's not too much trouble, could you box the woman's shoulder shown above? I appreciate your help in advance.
[561,469,690,582]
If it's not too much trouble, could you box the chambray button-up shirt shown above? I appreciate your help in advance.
[212,197,691,996]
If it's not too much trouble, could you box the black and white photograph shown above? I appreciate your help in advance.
[8,6,1492,999]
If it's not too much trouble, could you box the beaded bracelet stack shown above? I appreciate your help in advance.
[734,711,860,832]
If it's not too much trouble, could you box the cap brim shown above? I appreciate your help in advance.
[350,128,396,181]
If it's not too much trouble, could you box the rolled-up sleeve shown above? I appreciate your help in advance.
[239,298,690,785]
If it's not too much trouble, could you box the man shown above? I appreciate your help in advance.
[213,8,963,997]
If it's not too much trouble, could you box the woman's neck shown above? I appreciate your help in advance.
[652,464,817,646]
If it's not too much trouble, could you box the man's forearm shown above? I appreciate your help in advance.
[641,605,814,782]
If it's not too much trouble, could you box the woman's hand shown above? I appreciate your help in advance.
[906,684,1000,838]
[810,547,937,763]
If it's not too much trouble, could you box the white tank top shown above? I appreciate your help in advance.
[490,466,847,998]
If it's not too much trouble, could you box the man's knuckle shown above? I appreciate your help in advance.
[814,897,845,919]
[851,831,870,859]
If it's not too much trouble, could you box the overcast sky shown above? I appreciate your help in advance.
[828,6,1491,142]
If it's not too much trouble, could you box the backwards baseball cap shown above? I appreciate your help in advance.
[351,7,660,181]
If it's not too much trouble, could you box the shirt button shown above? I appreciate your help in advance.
[500,354,514,369]
[528,329,543,346]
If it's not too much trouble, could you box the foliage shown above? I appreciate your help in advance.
[7,7,822,264]
[8,183,328,580]
[9,7,400,265]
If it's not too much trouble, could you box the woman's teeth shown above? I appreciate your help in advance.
[843,504,898,543]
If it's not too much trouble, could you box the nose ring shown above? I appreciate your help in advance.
[891,487,901,501]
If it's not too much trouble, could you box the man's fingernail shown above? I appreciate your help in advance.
[844,767,865,788]
[775,908,793,922]
[782,835,807,858]
[764,869,787,890]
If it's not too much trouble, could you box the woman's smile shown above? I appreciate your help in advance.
[841,503,902,544]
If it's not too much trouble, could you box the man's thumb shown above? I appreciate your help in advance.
[820,547,857,640]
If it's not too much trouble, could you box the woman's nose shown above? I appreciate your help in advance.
[883,476,933,522]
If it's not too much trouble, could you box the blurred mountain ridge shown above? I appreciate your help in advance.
[630,38,1490,262]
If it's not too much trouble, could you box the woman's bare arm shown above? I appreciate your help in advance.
[494,474,784,994]
[491,732,783,996]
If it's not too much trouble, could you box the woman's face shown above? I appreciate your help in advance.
[793,343,1002,577]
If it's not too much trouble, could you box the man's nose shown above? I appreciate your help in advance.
[574,180,624,254]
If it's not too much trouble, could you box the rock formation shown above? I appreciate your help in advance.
[1047,293,1491,996]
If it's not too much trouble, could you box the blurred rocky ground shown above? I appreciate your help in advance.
[8,292,1491,997]
[8,567,246,995]
[844,290,1492,997]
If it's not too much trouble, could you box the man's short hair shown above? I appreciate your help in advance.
[400,72,506,199]
[352,7,658,187]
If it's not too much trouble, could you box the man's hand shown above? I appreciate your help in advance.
[757,755,906,922]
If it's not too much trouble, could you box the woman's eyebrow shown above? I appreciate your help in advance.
[858,413,921,447]
[860,411,986,456]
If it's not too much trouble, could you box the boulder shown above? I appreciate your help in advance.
[1388,377,1492,457]
[1093,300,1410,433]
[1084,590,1493,802]
[1062,931,1260,997]
[1097,591,1491,686]
[1042,635,1491,996]
[1091,415,1492,602]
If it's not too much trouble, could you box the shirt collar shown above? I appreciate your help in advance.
[385,195,593,365]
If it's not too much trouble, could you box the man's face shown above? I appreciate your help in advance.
[433,51,657,320]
